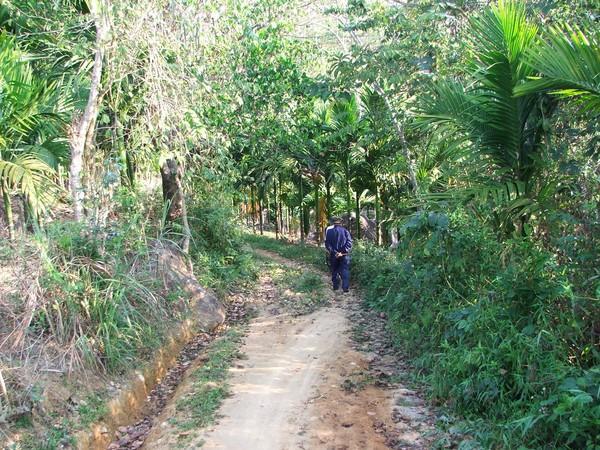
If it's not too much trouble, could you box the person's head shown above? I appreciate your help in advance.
[331,216,342,226]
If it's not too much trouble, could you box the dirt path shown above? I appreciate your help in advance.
[143,249,436,449]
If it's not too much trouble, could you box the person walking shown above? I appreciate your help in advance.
[325,216,352,292]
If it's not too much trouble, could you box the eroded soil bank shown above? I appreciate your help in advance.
[141,249,439,449]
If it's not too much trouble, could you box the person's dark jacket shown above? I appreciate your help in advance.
[325,225,352,255]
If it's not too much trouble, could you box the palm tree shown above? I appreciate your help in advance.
[328,93,365,220]
[0,34,68,238]
[417,1,552,233]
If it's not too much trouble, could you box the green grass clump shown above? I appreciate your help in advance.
[76,394,108,427]
[174,328,244,430]
[292,271,324,293]
[261,256,327,315]
[244,233,324,268]
[17,419,75,450]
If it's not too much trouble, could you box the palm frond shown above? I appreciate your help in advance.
[417,1,543,185]
[0,154,60,213]
[515,23,600,111]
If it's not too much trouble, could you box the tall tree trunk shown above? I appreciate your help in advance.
[69,1,109,221]
[259,194,264,235]
[375,183,381,246]
[160,159,183,221]
[345,159,351,220]
[303,203,309,240]
[299,175,305,244]
[355,190,361,239]
[1,183,14,240]
[382,203,390,247]
[116,116,135,189]
[278,174,284,236]
[273,180,279,240]
[265,189,270,226]
[372,83,419,195]
[325,178,332,219]
[243,193,248,228]
[345,28,418,195]
[315,178,321,245]
[251,185,257,234]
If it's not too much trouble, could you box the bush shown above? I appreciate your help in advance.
[350,209,599,448]
[187,188,258,294]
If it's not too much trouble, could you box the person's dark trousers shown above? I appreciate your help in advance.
[330,255,350,291]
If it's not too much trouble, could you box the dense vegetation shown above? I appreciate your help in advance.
[0,0,598,448]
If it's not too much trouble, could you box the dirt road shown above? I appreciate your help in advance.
[143,250,435,449]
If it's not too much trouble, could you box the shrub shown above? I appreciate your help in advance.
[349,209,599,448]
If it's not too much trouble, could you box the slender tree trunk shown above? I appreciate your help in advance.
[325,179,332,219]
[355,190,361,239]
[299,175,305,244]
[382,203,390,247]
[69,1,109,221]
[315,178,321,245]
[278,174,284,236]
[116,116,135,189]
[21,197,38,233]
[273,180,279,240]
[372,83,419,195]
[345,160,351,220]
[160,159,183,221]
[375,183,381,246]
[177,173,190,255]
[299,207,304,242]
[244,197,248,227]
[2,183,14,240]
[259,193,264,235]
[251,185,257,234]
[344,27,418,195]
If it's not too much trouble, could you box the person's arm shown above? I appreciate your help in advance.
[343,228,353,254]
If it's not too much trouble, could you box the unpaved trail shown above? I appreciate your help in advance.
[143,249,436,450]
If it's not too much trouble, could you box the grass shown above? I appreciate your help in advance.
[17,419,75,450]
[260,253,327,315]
[244,233,324,269]
[76,393,108,428]
[172,327,245,434]
[293,271,324,293]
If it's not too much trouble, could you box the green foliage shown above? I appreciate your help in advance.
[18,419,75,450]
[353,210,599,448]
[292,271,323,294]
[187,182,258,294]
[0,33,68,223]
[516,22,600,111]
[76,393,108,427]
[174,328,244,430]
[39,220,168,372]
[1,0,597,448]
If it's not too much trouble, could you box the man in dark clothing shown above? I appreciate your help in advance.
[325,217,352,292]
